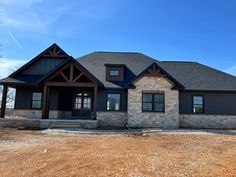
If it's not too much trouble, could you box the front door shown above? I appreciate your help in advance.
[72,91,92,117]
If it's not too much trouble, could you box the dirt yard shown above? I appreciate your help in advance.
[0,128,235,177]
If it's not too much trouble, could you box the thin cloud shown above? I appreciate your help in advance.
[5,27,22,48]
[1,0,124,34]
[1,0,43,6]
[1,0,61,32]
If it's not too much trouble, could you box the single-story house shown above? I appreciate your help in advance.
[1,43,236,129]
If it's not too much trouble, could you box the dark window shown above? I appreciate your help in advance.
[107,93,120,111]
[193,96,204,114]
[32,92,42,109]
[83,93,91,109]
[142,93,165,112]
[75,94,82,109]
[74,92,91,110]
[109,70,120,76]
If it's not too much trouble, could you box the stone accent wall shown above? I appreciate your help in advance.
[180,114,236,129]
[97,111,127,127]
[12,109,71,119]
[128,76,179,128]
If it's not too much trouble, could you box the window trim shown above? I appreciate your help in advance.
[106,92,121,111]
[31,92,42,110]
[73,92,92,110]
[192,95,204,114]
[106,67,124,81]
[142,92,165,113]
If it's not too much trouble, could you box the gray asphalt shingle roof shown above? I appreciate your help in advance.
[1,50,236,91]
[0,75,44,86]
[77,52,156,88]
[77,52,236,91]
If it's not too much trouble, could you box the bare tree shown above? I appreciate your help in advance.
[0,64,19,116]
[0,85,16,117]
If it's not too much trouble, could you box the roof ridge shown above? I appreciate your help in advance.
[94,51,142,54]
[161,61,196,63]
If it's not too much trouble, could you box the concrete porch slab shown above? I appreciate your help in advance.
[0,118,98,129]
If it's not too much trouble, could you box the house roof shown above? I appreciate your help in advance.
[77,52,157,88]
[1,43,236,91]
[158,61,236,91]
[77,51,236,91]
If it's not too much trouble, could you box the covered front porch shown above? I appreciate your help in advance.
[0,58,103,120]
[42,86,97,120]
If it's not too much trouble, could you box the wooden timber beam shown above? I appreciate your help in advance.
[73,72,83,82]
[42,86,50,119]
[45,82,96,87]
[70,65,73,81]
[60,72,70,82]
[92,86,97,119]
[0,85,8,118]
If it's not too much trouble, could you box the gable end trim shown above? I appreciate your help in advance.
[9,43,70,78]
[127,62,185,90]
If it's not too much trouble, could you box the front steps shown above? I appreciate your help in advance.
[49,121,82,128]
[0,118,98,129]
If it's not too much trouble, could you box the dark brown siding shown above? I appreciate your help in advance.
[179,92,236,115]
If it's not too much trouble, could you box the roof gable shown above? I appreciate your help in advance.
[41,43,69,58]
[128,62,185,89]
[39,57,104,87]
[9,43,69,78]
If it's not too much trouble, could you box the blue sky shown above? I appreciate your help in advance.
[0,0,236,77]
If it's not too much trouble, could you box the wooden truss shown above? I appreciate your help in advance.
[42,45,68,58]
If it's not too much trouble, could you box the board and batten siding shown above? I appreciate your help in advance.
[179,92,236,115]
[21,57,66,75]
[15,87,127,112]
[15,87,59,110]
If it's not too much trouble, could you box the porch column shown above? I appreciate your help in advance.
[93,86,97,119]
[42,86,50,119]
[0,85,8,118]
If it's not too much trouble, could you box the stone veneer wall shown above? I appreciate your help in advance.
[12,109,71,119]
[97,111,127,127]
[180,114,236,129]
[128,76,179,128]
